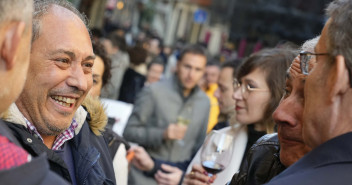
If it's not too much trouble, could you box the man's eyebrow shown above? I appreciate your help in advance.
[84,55,96,62]
[48,49,95,61]
[49,49,76,59]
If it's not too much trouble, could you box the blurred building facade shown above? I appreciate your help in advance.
[72,0,332,57]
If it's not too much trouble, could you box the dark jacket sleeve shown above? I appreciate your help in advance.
[229,134,286,185]
[0,153,70,185]
[103,127,130,159]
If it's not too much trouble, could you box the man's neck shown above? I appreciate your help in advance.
[183,89,191,97]
[42,135,56,149]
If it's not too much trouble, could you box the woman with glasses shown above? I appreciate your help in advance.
[183,48,296,185]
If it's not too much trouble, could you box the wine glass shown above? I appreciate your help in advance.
[200,130,234,177]
[176,106,192,146]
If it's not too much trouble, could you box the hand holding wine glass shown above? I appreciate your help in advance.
[183,164,216,185]
[200,130,234,177]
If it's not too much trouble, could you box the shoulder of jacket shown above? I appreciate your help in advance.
[254,133,279,146]
[82,96,107,136]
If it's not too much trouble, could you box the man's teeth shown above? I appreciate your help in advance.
[51,95,76,107]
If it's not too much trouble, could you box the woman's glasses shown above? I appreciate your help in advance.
[233,78,268,99]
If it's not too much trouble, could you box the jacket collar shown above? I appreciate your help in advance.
[172,74,201,100]
[2,103,87,135]
[2,96,107,137]
[275,132,352,178]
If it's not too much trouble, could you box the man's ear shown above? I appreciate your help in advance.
[328,55,350,101]
[0,21,26,70]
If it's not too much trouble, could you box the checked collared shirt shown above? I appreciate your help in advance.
[24,117,78,150]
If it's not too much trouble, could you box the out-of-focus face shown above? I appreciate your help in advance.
[233,68,271,125]
[16,5,95,136]
[205,65,220,85]
[146,63,164,84]
[101,39,114,56]
[0,20,32,113]
[214,67,235,115]
[273,56,312,167]
[303,19,334,148]
[89,56,105,97]
[148,39,161,56]
[176,53,206,93]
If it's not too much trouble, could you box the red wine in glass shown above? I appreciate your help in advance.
[200,130,234,176]
[202,160,225,174]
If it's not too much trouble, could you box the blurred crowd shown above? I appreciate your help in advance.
[1,0,352,185]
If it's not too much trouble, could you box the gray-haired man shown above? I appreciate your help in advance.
[2,0,115,184]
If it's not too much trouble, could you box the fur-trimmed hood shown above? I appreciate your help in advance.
[81,96,107,136]
[1,96,107,136]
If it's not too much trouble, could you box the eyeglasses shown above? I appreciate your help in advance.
[299,51,329,75]
[300,51,352,87]
[233,78,268,99]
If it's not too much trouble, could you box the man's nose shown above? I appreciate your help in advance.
[66,64,88,92]
[273,97,298,127]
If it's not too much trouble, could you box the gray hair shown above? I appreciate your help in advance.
[300,36,320,53]
[326,0,352,71]
[0,0,33,26]
[32,0,89,42]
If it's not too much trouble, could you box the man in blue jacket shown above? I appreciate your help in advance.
[1,0,115,184]
[266,0,352,184]
[0,0,69,184]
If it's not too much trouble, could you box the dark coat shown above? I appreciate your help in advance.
[4,118,115,185]
[2,97,116,185]
[265,132,352,185]
[229,133,285,185]
[118,68,146,104]
[0,121,70,185]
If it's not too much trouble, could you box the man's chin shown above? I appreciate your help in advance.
[38,125,67,136]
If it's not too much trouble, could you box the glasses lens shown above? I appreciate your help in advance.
[300,53,311,75]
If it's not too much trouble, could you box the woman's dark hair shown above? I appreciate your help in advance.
[128,46,148,66]
[92,40,112,88]
[236,48,297,133]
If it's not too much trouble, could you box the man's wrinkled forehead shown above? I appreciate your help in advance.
[287,56,306,80]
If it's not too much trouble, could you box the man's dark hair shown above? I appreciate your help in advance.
[147,57,165,70]
[92,40,111,88]
[32,0,89,42]
[221,59,243,78]
[107,33,127,52]
[206,60,220,68]
[178,44,207,61]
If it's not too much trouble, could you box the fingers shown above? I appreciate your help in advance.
[191,164,205,173]
[183,171,210,185]
[155,166,183,185]
[155,170,169,185]
[130,146,154,171]
[161,164,177,172]
[165,124,188,140]
[183,164,211,185]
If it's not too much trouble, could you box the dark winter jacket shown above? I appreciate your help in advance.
[2,97,116,185]
[228,133,285,185]
[0,120,70,185]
